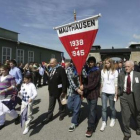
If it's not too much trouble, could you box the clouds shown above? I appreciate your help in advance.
[128,34,140,45]
[133,34,140,40]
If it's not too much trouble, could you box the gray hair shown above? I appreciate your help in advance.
[125,60,134,67]
[50,58,57,63]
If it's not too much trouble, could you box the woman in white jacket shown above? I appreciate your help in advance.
[100,58,118,131]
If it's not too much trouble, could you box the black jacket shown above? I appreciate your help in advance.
[48,66,67,98]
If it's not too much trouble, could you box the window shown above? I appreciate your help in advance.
[28,51,34,62]
[2,47,12,64]
[51,54,55,58]
[17,49,24,64]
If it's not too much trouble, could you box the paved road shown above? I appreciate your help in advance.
[0,85,139,140]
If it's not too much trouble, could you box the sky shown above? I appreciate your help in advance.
[0,0,140,58]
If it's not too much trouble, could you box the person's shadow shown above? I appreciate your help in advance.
[32,107,39,115]
[29,113,46,136]
[33,99,41,106]
[72,101,102,132]
[29,111,60,136]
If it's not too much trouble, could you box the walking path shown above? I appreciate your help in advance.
[0,86,139,140]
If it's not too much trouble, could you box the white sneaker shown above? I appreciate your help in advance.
[100,121,106,132]
[110,119,115,127]
[69,123,76,132]
[23,127,29,135]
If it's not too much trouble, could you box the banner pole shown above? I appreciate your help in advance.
[79,74,84,100]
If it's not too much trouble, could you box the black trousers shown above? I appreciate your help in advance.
[38,74,42,86]
[120,93,140,137]
[16,84,22,105]
[43,73,48,84]
[47,95,66,119]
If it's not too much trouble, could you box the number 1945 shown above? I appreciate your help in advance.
[72,50,85,57]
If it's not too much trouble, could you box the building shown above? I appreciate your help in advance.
[89,44,140,62]
[0,27,63,64]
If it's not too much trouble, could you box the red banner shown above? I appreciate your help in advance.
[54,14,101,74]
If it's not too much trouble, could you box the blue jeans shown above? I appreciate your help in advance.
[87,99,98,129]
[101,92,116,121]
[67,93,81,125]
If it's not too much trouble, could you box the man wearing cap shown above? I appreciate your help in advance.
[80,56,101,137]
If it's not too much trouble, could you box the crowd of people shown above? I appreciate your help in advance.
[0,57,140,140]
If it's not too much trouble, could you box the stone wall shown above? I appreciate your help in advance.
[130,52,140,62]
[88,52,101,62]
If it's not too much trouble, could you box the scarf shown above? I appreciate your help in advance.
[87,66,99,75]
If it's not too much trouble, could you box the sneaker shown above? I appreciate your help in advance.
[59,116,64,121]
[85,128,93,137]
[23,127,29,135]
[110,118,115,127]
[100,121,106,132]
[69,123,76,132]
[123,135,131,140]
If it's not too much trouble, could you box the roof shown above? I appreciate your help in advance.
[0,36,17,42]
[0,37,63,53]
[0,27,19,34]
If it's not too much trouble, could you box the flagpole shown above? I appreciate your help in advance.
[73,10,83,99]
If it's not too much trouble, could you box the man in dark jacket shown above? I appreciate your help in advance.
[80,56,101,137]
[42,58,67,123]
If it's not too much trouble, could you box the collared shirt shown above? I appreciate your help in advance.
[66,67,87,96]
[38,66,44,76]
[9,67,22,85]
[118,68,122,73]
[124,71,133,92]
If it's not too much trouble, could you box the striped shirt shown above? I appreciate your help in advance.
[66,67,87,96]
[0,75,16,100]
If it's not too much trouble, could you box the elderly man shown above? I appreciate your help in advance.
[118,61,140,140]
[42,58,67,123]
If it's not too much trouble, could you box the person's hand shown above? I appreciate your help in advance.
[28,98,32,103]
[77,89,83,96]
[16,84,20,87]
[47,64,50,67]
[80,85,84,91]
[114,94,118,101]
[0,89,6,94]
